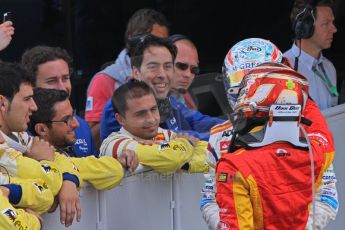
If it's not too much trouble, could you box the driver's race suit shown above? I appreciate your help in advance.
[201,98,338,229]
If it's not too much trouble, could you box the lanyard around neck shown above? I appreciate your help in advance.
[313,63,339,97]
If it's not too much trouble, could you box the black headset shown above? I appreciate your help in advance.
[293,1,316,39]
[167,34,188,43]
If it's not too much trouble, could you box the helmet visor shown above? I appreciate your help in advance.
[223,68,247,109]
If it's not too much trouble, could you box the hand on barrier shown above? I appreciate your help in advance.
[187,153,209,173]
[118,149,139,173]
[48,196,59,213]
[175,133,200,147]
[135,139,159,145]
[58,180,81,227]
[185,141,209,173]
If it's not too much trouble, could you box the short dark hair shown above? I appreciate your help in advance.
[290,0,335,25]
[129,35,177,70]
[21,46,73,83]
[0,61,34,102]
[29,88,69,135]
[111,81,155,116]
[125,8,169,49]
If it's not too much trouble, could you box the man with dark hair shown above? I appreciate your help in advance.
[85,8,170,147]
[0,61,65,228]
[111,81,165,140]
[101,81,207,174]
[124,8,170,50]
[29,89,77,149]
[27,87,136,227]
[284,0,338,110]
[28,87,131,189]
[100,35,224,142]
[21,45,98,157]
[0,61,90,228]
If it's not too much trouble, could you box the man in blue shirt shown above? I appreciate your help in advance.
[100,35,224,141]
[21,46,98,157]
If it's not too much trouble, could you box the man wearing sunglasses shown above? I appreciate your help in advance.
[168,34,199,110]
[100,35,224,142]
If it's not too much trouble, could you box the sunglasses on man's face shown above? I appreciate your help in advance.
[175,62,200,75]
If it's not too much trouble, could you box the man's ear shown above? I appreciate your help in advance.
[132,66,141,81]
[34,123,49,138]
[0,95,7,112]
[115,113,125,127]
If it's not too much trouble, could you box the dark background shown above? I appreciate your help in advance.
[0,0,344,116]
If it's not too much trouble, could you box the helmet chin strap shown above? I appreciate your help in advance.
[248,104,308,148]
[229,104,311,152]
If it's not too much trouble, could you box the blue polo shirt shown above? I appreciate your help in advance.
[73,116,99,157]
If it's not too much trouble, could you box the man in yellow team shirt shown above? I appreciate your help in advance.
[26,87,138,227]
[100,81,208,174]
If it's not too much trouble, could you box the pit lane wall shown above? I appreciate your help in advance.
[43,103,345,230]
[322,104,345,230]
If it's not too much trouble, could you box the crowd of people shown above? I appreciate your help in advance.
[0,0,340,229]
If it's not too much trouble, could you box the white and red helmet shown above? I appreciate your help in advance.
[223,38,284,108]
[233,63,309,120]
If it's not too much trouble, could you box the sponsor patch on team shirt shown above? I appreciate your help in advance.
[172,144,187,151]
[222,130,232,137]
[33,181,48,192]
[2,208,17,221]
[158,143,187,152]
[169,117,176,125]
[75,139,87,145]
[218,221,230,230]
[41,164,59,174]
[321,195,339,210]
[220,141,230,151]
[217,173,228,183]
[275,148,290,157]
[85,96,93,111]
[159,143,170,151]
[154,133,165,141]
[2,208,28,228]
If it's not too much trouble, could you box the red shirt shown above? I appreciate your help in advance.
[85,74,116,123]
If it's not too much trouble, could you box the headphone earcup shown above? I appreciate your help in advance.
[293,7,315,39]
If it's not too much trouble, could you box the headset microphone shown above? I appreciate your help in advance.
[177,88,187,94]
[171,87,187,94]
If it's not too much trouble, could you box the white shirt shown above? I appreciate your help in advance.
[284,43,338,110]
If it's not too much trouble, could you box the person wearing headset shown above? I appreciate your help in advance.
[284,0,338,110]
